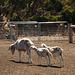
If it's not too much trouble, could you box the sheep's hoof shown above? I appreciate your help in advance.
[31,61,33,63]
[19,60,21,63]
[62,65,64,67]
[59,66,61,68]
[46,65,49,67]
[48,65,51,67]
[38,64,41,66]
[48,64,52,67]
[27,61,30,64]
[61,65,64,68]
[30,62,32,64]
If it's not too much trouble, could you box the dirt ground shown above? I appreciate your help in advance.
[0,39,75,75]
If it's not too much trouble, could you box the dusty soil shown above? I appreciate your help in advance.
[0,39,75,75]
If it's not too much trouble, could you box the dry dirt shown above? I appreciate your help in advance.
[0,39,75,75]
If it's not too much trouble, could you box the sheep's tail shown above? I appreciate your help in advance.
[40,43,48,48]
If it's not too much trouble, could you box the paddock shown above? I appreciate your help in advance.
[0,39,75,75]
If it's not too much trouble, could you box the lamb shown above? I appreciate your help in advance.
[30,45,53,66]
[41,43,63,67]
[9,38,34,63]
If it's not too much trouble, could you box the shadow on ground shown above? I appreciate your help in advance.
[29,64,61,68]
[9,60,31,64]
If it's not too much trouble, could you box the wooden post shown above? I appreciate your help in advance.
[38,23,41,41]
[23,24,24,36]
[15,24,18,40]
[68,24,73,43]
[10,25,12,41]
[10,24,15,41]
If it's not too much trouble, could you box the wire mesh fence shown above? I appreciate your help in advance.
[17,23,69,41]
[0,21,70,42]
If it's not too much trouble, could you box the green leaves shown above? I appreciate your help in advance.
[61,5,74,23]
[0,0,75,24]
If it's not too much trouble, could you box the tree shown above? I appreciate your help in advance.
[0,0,75,24]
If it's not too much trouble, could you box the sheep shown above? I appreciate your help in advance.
[41,43,63,67]
[30,45,53,66]
[9,38,34,63]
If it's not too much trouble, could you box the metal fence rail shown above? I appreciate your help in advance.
[0,21,69,41]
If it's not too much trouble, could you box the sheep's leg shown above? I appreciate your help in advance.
[57,54,62,67]
[19,51,21,62]
[27,51,33,63]
[61,53,64,62]
[27,58,29,63]
[29,53,33,63]
[27,51,30,62]
[48,55,50,66]
[45,56,48,66]
[38,56,41,65]
[38,55,40,65]
[61,53,64,67]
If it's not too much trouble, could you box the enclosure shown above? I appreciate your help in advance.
[14,21,69,42]
[0,39,75,75]
[0,21,75,43]
[0,21,75,75]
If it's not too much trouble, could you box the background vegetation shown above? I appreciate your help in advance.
[0,0,75,24]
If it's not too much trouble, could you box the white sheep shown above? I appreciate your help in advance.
[30,45,53,66]
[41,43,63,67]
[9,38,34,63]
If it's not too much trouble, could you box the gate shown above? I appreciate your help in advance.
[0,21,69,42]
[17,21,69,41]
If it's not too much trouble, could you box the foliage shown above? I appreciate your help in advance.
[61,5,74,23]
[30,16,48,22]
[0,0,75,24]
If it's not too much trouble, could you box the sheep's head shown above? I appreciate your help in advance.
[9,44,15,54]
[30,45,37,50]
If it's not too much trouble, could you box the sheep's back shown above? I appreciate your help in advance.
[15,38,34,51]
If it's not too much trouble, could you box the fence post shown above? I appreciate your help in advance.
[15,24,18,40]
[68,23,73,43]
[10,24,12,41]
[38,23,41,41]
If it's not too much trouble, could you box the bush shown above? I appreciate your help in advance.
[30,16,48,22]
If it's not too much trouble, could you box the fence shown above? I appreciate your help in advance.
[70,25,75,43]
[0,21,71,42]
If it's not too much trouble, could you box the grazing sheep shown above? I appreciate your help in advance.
[9,38,34,63]
[41,43,63,67]
[30,45,53,66]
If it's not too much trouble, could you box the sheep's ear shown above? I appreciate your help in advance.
[8,44,13,50]
[9,44,14,50]
[56,47,60,50]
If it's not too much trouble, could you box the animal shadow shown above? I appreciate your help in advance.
[9,60,31,64]
[50,65,62,68]
[30,64,61,68]
[30,64,48,67]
